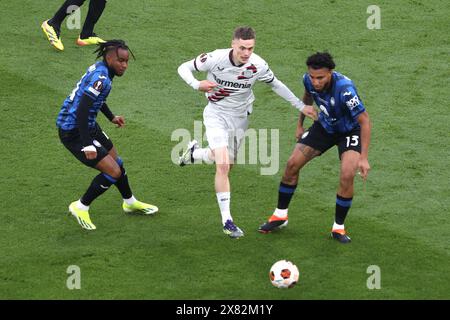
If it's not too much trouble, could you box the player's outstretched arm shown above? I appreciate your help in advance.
[267,78,317,121]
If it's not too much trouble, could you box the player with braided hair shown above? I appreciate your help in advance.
[56,40,158,230]
[93,39,136,61]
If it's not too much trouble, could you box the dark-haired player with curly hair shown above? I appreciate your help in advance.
[259,52,371,243]
[57,40,157,230]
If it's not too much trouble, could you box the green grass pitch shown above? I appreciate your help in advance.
[0,0,449,299]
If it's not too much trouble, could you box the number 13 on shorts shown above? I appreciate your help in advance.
[346,135,359,147]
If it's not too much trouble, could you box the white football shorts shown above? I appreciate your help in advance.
[203,103,249,160]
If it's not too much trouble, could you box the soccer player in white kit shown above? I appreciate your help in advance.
[177,27,317,238]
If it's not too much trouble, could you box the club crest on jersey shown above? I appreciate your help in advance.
[238,64,257,80]
[200,53,207,63]
[319,104,330,117]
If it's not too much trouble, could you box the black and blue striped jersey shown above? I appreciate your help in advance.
[303,71,365,134]
[57,61,112,130]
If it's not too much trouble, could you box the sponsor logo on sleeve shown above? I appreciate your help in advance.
[346,95,361,110]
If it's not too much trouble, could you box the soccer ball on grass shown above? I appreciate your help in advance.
[269,260,299,288]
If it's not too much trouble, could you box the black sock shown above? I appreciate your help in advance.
[49,0,86,31]
[277,182,297,210]
[80,172,116,206]
[115,164,133,200]
[335,194,353,225]
[80,0,107,38]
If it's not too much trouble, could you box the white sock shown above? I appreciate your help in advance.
[193,148,214,164]
[77,200,89,211]
[216,192,232,225]
[124,195,137,205]
[274,208,288,219]
[333,222,345,230]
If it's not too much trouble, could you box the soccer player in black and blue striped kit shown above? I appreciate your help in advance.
[57,40,158,230]
[259,52,371,243]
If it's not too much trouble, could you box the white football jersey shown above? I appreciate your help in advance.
[193,49,275,116]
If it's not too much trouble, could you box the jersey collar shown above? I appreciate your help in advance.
[229,49,245,67]
[99,61,115,79]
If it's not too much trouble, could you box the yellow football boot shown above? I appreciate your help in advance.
[69,201,96,230]
[76,34,106,46]
[41,20,64,51]
[123,200,158,215]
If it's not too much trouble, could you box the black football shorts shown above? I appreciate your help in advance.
[298,122,361,158]
[59,123,114,168]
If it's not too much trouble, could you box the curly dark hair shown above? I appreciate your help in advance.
[306,52,335,70]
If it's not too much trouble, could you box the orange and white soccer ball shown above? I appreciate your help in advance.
[269,260,299,288]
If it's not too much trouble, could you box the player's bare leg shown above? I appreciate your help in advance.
[69,155,120,230]
[214,146,231,193]
[96,154,122,179]
[338,150,359,198]
[259,143,319,233]
[331,150,359,243]
[213,146,243,238]
[104,148,158,215]
[107,146,118,160]
[282,143,320,185]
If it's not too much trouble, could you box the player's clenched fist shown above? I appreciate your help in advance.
[198,80,218,93]
[301,105,318,121]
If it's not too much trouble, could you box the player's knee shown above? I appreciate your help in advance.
[286,157,301,175]
[110,166,122,180]
[216,163,230,176]
[340,169,356,184]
